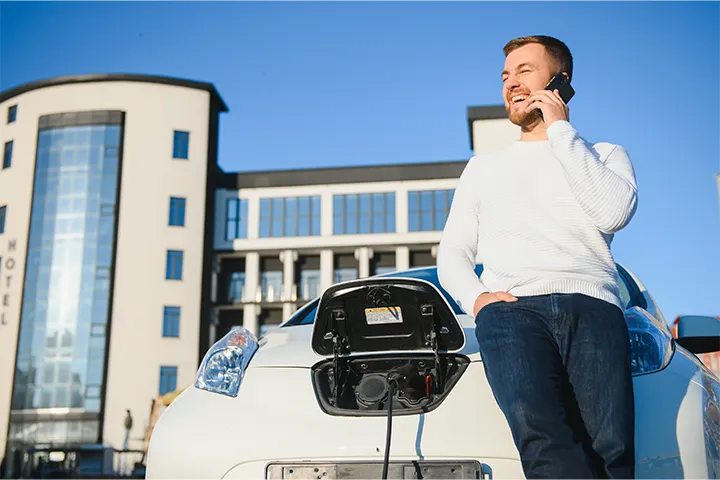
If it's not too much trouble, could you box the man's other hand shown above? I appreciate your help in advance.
[473,291,518,317]
[524,89,569,126]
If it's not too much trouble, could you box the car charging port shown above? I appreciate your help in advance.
[311,354,469,417]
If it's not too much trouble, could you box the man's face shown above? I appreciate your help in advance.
[501,43,556,127]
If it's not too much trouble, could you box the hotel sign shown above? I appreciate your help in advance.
[1,238,17,327]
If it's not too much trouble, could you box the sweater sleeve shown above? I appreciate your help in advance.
[547,120,638,234]
[436,157,490,315]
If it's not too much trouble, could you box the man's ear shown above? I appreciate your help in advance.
[562,72,570,82]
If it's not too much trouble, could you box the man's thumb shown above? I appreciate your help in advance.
[495,291,518,302]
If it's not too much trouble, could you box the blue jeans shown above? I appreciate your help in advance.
[475,293,635,479]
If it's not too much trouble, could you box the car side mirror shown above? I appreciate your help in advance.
[676,315,720,354]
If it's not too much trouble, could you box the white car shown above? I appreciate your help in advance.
[146,264,720,479]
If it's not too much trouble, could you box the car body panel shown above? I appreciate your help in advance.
[633,346,715,478]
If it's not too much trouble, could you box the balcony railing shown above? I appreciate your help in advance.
[261,283,283,303]
[298,280,320,301]
[228,281,245,304]
[223,280,321,304]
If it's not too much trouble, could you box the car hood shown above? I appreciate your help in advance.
[249,315,481,368]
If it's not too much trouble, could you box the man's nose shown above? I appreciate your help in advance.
[504,75,520,91]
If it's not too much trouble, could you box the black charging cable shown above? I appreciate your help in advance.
[382,363,419,479]
[381,379,397,480]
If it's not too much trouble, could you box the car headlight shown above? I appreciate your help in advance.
[625,307,674,376]
[195,326,258,397]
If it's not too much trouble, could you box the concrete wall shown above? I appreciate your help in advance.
[0,95,36,457]
[471,117,519,156]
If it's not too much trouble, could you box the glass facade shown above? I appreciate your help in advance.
[259,196,321,238]
[9,118,122,448]
[0,205,6,233]
[168,197,186,227]
[225,198,248,241]
[408,189,455,232]
[333,192,395,235]
[173,131,189,159]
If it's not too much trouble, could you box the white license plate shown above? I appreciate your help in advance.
[266,460,484,479]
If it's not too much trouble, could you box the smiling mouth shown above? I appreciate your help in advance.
[510,94,529,105]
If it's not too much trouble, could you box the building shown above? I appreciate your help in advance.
[0,73,518,475]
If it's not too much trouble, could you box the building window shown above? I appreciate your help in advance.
[169,197,186,226]
[372,252,396,276]
[334,268,358,284]
[334,254,358,283]
[226,198,248,241]
[258,308,283,337]
[261,270,283,302]
[228,271,245,303]
[163,306,181,337]
[7,105,17,123]
[166,250,184,280]
[173,131,189,159]
[410,250,435,268]
[408,189,455,232]
[3,141,13,169]
[259,196,321,238]
[159,366,178,395]
[333,193,395,235]
[0,206,5,234]
[299,270,320,300]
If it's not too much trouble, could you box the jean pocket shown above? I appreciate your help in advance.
[474,301,501,324]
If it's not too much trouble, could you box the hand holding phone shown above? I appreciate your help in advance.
[536,73,575,120]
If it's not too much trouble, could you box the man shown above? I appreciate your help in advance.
[123,409,133,450]
[437,35,638,479]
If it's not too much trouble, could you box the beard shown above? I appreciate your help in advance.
[506,102,541,129]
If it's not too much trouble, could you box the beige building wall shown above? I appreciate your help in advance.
[0,79,220,455]
[99,83,212,452]
[471,117,520,156]
[0,96,36,457]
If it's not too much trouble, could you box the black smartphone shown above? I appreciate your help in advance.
[536,73,575,120]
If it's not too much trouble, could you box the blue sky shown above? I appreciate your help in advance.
[1,1,718,324]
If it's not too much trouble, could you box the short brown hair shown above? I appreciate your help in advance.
[503,35,574,81]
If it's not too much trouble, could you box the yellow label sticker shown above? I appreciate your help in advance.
[364,306,403,325]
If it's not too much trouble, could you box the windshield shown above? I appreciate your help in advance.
[282,265,483,327]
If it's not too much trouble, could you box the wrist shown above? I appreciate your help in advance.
[546,119,573,138]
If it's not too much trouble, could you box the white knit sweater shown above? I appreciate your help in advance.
[437,120,638,313]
